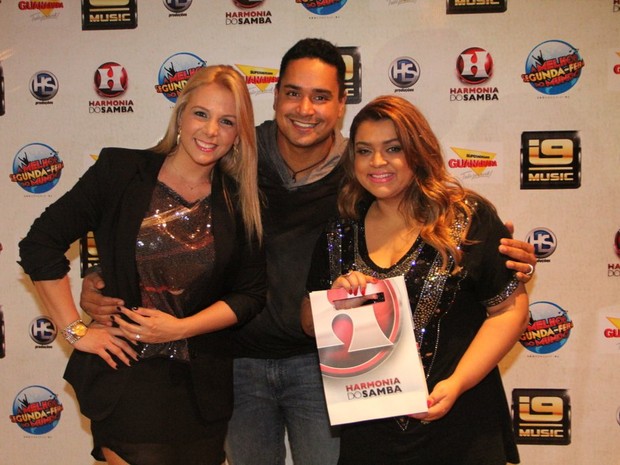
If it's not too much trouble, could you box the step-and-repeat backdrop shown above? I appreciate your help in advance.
[1,1,618,464]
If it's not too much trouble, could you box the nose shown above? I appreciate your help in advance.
[297,96,315,116]
[204,118,218,136]
[370,151,387,167]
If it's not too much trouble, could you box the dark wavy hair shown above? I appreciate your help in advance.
[339,95,488,268]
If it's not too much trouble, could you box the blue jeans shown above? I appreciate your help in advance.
[225,353,340,465]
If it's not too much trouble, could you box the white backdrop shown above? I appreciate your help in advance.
[1,1,619,464]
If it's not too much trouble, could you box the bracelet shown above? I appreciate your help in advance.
[60,319,89,345]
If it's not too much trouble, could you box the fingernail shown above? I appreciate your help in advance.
[116,306,122,313]
[130,306,138,311]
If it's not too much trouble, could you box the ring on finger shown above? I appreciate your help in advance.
[135,333,141,340]
[344,270,354,277]
[525,263,535,277]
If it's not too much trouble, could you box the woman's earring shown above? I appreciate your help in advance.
[176,130,181,145]
[233,144,239,158]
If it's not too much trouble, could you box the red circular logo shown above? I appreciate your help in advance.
[319,280,401,377]
[456,47,493,85]
[94,62,128,98]
[232,0,264,9]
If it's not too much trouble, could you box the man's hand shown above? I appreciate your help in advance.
[80,271,124,325]
[501,221,536,283]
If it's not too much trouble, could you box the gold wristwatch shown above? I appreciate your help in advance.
[61,319,88,345]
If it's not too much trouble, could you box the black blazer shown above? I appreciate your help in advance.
[19,147,266,422]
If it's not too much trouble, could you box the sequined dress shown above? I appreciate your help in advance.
[91,182,226,464]
[306,199,521,465]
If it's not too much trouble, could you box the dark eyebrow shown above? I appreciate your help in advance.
[282,83,334,96]
[355,138,400,146]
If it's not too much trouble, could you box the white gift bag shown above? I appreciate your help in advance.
[309,275,428,425]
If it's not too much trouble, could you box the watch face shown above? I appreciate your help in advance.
[73,323,88,337]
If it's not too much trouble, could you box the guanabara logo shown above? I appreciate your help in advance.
[448,147,497,179]
[314,279,402,377]
[155,52,206,103]
[522,40,585,95]
[235,64,278,94]
[10,385,63,434]
[520,301,574,354]
[10,143,64,194]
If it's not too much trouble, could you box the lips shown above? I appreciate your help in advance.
[292,119,318,130]
[195,138,216,151]
[368,172,395,183]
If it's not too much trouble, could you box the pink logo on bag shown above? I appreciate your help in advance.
[316,279,402,377]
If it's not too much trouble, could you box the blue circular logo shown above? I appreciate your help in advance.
[29,316,57,345]
[10,386,63,434]
[526,227,557,259]
[156,52,206,103]
[520,301,573,354]
[163,0,193,13]
[10,143,64,194]
[389,57,421,89]
[299,0,347,15]
[29,71,59,101]
[523,40,584,95]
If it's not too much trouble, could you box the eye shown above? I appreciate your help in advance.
[285,91,300,98]
[355,147,372,156]
[194,110,208,118]
[221,118,235,127]
[386,145,402,154]
[313,95,328,102]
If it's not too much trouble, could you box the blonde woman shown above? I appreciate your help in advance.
[19,65,265,465]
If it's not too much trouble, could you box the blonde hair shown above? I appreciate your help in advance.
[152,65,262,241]
[340,95,487,268]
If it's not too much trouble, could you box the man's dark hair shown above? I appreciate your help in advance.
[277,38,346,98]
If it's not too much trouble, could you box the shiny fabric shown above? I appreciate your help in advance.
[307,199,521,465]
[19,148,266,463]
[136,182,215,361]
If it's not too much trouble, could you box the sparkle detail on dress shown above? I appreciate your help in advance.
[324,200,522,433]
[135,182,215,361]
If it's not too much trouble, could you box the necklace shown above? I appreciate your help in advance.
[281,151,330,182]
[167,156,211,191]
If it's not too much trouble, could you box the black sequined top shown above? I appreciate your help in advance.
[306,198,521,464]
[135,182,215,361]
